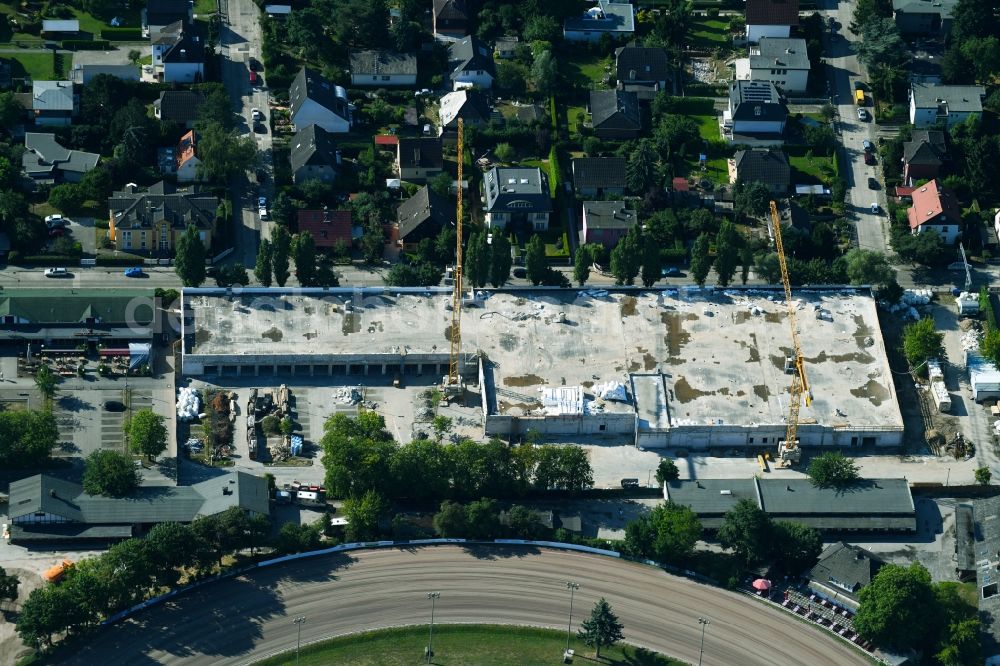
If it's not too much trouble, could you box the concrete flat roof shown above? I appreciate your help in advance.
[185,287,901,430]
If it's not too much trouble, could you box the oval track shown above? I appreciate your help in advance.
[65,545,868,666]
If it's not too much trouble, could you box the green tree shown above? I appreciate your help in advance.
[291,231,317,286]
[34,364,59,404]
[734,181,771,221]
[640,239,661,288]
[431,415,453,443]
[844,248,895,288]
[573,244,591,286]
[976,466,992,486]
[195,123,257,183]
[624,501,702,564]
[936,617,981,666]
[465,497,502,540]
[48,183,85,213]
[274,521,323,554]
[271,224,291,287]
[254,238,273,286]
[525,235,547,285]
[577,598,625,659]
[343,490,387,541]
[127,408,168,460]
[533,445,594,493]
[489,233,512,287]
[494,142,516,163]
[465,231,489,288]
[610,224,642,285]
[903,317,944,370]
[433,500,470,537]
[0,565,18,603]
[175,225,207,287]
[713,220,740,287]
[428,172,452,198]
[857,17,907,70]
[531,49,558,95]
[771,521,823,573]
[717,499,772,566]
[626,142,657,193]
[654,458,679,485]
[689,233,712,287]
[320,412,397,498]
[0,91,23,130]
[506,505,544,539]
[807,451,861,488]
[214,263,248,287]
[145,522,198,587]
[82,449,140,497]
[855,563,935,649]
[391,439,454,500]
[654,115,699,158]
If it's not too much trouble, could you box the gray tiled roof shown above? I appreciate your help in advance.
[746,0,800,26]
[396,185,456,241]
[398,137,443,169]
[448,36,496,77]
[290,67,350,122]
[564,2,635,34]
[892,0,958,15]
[734,149,790,188]
[910,83,985,114]
[582,201,637,230]
[290,124,338,173]
[349,50,417,77]
[615,46,670,83]
[665,478,759,515]
[483,167,552,213]
[758,478,915,515]
[729,80,788,121]
[590,89,640,130]
[155,90,204,125]
[32,80,73,112]
[109,181,218,232]
[808,541,884,602]
[572,157,628,191]
[750,37,810,70]
[23,132,99,177]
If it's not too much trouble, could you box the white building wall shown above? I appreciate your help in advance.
[176,158,201,182]
[453,71,493,90]
[747,24,791,43]
[352,73,417,87]
[915,222,961,245]
[749,67,808,93]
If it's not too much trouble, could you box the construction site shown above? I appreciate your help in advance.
[181,285,904,452]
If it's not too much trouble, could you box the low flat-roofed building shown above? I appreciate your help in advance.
[665,478,916,532]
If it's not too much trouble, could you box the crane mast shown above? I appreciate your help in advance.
[769,200,810,466]
[447,118,464,388]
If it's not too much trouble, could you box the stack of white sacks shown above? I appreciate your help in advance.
[176,387,201,422]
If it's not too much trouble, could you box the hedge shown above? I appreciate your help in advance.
[19,255,81,266]
[96,255,146,266]
[61,40,111,50]
[100,27,143,40]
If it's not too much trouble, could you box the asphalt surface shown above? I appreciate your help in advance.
[64,546,869,666]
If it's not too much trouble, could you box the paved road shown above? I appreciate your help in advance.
[64,546,869,666]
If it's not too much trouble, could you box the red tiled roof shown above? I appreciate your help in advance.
[375,135,399,145]
[907,180,960,231]
[746,0,800,26]
[672,177,690,191]
[894,186,916,198]
[296,209,352,247]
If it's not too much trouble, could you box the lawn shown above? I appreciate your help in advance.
[561,50,611,91]
[193,0,218,16]
[255,625,686,666]
[5,52,71,80]
[567,104,587,134]
[689,18,731,48]
[69,7,141,37]
[789,154,835,185]
[682,155,730,185]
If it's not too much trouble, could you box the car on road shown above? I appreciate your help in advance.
[868,177,879,190]
[124,267,144,278]
[661,267,682,277]
[857,108,869,121]
[249,56,262,71]
[103,400,126,412]
[862,139,873,152]
[870,202,880,214]
[43,267,69,278]
[251,108,264,122]
[864,152,876,165]
[249,69,258,86]
[44,214,66,228]
[258,196,268,219]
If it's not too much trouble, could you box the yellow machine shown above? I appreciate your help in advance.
[445,118,464,394]
[769,201,810,466]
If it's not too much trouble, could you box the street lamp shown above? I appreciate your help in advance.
[293,616,306,666]
[564,581,580,654]
[426,592,440,664]
[697,617,710,666]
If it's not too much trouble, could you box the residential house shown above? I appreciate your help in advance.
[151,20,204,83]
[31,80,75,127]
[396,137,443,183]
[907,179,962,244]
[395,185,456,251]
[153,90,204,128]
[448,36,495,90]
[731,149,790,195]
[289,67,351,133]
[738,37,810,93]
[494,36,520,59]
[746,0,799,42]
[483,167,552,231]
[807,542,884,611]
[432,0,469,40]
[22,132,98,183]
[290,124,340,184]
[615,45,670,99]
[909,83,985,128]
[108,181,219,253]
[144,0,193,37]
[349,50,418,87]
[580,201,638,249]
[892,0,958,35]
[563,2,636,42]
[71,64,140,85]
[590,89,641,139]
[902,129,947,184]
[572,157,628,197]
[438,89,491,133]
[41,20,80,35]
[296,209,353,248]
[172,130,202,182]
[723,80,788,145]
[7,471,268,544]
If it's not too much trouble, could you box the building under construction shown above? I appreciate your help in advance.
[181,286,904,450]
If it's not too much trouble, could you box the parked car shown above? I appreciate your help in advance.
[43,267,69,278]
[661,267,682,277]
[864,152,876,165]
[857,108,869,121]
[44,214,67,228]
[103,400,126,412]
[124,267,144,278]
[870,202,880,214]
[258,196,269,219]
[249,69,258,86]
[251,107,264,121]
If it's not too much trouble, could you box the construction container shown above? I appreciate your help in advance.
[931,381,951,413]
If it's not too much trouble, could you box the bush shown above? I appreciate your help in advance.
[95,255,145,266]
[61,40,111,50]
[261,414,279,435]
[21,255,80,265]
[100,27,142,40]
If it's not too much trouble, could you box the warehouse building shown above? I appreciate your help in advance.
[181,286,904,450]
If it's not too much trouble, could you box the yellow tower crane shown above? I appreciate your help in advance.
[446,118,464,389]
[769,200,810,466]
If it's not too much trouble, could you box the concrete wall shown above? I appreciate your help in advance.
[635,422,904,449]
[485,412,635,437]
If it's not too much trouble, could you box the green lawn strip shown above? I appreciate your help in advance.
[5,52,66,79]
[566,105,587,134]
[255,624,686,666]
[693,114,721,141]
[682,155,730,185]
[193,0,218,16]
[560,51,610,90]
[788,155,834,185]
[689,18,730,47]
